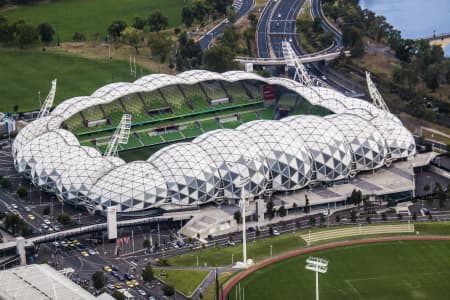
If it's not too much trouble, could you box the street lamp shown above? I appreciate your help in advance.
[305,256,328,300]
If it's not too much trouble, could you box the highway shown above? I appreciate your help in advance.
[198,0,255,50]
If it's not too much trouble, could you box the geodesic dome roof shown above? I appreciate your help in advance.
[56,150,122,204]
[325,114,388,170]
[88,161,168,212]
[149,143,221,206]
[282,115,353,181]
[237,120,313,191]
[15,129,79,175]
[370,116,416,159]
[193,129,269,199]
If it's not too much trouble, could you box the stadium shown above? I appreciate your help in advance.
[12,70,416,215]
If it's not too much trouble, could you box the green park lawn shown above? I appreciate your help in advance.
[229,240,450,300]
[167,234,307,267]
[155,269,210,297]
[0,49,142,112]
[2,0,185,42]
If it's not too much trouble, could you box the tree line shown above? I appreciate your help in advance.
[0,16,55,47]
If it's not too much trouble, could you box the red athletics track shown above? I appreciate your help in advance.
[220,235,450,300]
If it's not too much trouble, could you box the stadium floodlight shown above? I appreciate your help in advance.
[37,79,57,119]
[104,114,132,157]
[366,71,390,112]
[239,176,250,268]
[281,41,313,88]
[305,256,328,300]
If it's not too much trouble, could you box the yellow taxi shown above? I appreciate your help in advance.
[27,214,35,220]
[131,279,139,286]
[80,251,89,257]
[103,265,112,272]
[114,283,122,289]
[125,281,135,288]
[73,240,80,246]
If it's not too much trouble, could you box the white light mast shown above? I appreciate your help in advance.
[37,79,57,119]
[305,256,329,300]
[366,71,390,112]
[104,114,132,157]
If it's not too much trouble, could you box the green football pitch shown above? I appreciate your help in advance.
[3,0,185,42]
[228,240,450,300]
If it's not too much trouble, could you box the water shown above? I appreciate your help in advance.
[359,0,450,56]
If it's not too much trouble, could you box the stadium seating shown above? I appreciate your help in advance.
[159,86,192,115]
[180,84,210,111]
[101,101,124,125]
[65,113,85,132]
[120,95,148,122]
[200,81,227,100]
[239,111,259,123]
[242,81,262,99]
[222,81,251,104]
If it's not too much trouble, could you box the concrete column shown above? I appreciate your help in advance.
[106,207,117,240]
[256,199,266,226]
[16,237,26,266]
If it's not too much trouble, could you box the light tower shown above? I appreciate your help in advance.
[239,176,250,268]
[305,256,329,300]
[365,71,390,112]
[104,114,132,157]
[37,79,57,119]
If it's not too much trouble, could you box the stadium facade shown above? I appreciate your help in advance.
[12,70,416,214]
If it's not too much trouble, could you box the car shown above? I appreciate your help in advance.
[78,243,86,250]
[207,235,214,241]
[114,283,122,289]
[112,271,119,277]
[131,279,139,286]
[227,241,236,246]
[43,219,51,225]
[24,206,31,213]
[106,283,115,290]
[27,214,35,220]
[47,227,54,232]
[125,281,134,288]
[118,275,125,281]
[272,229,280,236]
[73,240,80,246]
[223,18,229,24]
[176,241,185,248]
[276,22,280,27]
[52,241,60,247]
[288,37,293,42]
[53,225,60,231]
[80,251,89,257]
[88,249,96,255]
[103,266,112,272]
[247,227,256,232]
[11,204,18,209]
[321,75,327,81]
[41,223,49,229]
[278,13,282,18]
[111,265,119,272]
[137,289,146,296]
[171,242,179,249]
[124,273,133,281]
[148,296,156,300]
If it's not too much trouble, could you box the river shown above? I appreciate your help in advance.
[359,0,450,56]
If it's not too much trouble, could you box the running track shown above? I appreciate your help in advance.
[220,236,450,299]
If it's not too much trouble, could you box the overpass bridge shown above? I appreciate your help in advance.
[0,211,196,255]
[235,50,349,65]
[417,32,450,49]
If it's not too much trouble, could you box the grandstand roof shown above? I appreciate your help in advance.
[12,70,416,212]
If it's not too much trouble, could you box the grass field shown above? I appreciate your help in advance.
[0,50,140,112]
[155,269,209,297]
[167,234,306,267]
[228,240,450,300]
[3,0,185,42]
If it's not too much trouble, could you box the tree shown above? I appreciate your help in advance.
[111,291,125,300]
[142,264,154,283]
[121,27,143,54]
[107,20,127,40]
[309,216,316,227]
[366,216,371,224]
[0,17,14,44]
[0,176,11,189]
[148,10,169,32]
[335,214,341,222]
[304,194,310,213]
[92,271,106,290]
[16,186,27,199]
[15,23,38,48]
[133,16,146,30]
[269,226,274,235]
[412,212,417,220]
[143,238,151,249]
[37,22,54,45]
[350,189,363,208]
[43,206,50,216]
[319,214,326,226]
[266,199,274,219]
[233,210,242,224]
[350,210,357,223]
[424,63,441,92]
[381,212,387,221]
[278,205,287,218]
[162,285,175,297]
[203,45,238,72]
[182,6,194,27]
[148,32,172,62]
[73,32,86,41]
[57,213,72,225]
[312,17,322,33]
